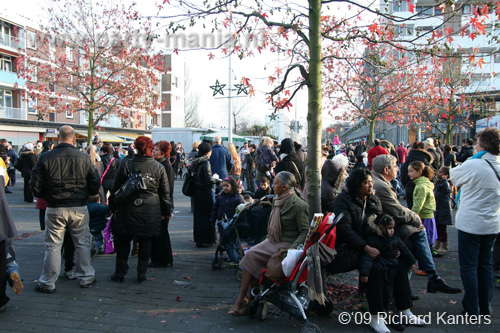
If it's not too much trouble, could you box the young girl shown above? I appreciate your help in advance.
[433,166,453,256]
[359,215,424,333]
[210,177,244,225]
[408,161,437,246]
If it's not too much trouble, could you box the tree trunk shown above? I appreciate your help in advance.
[87,110,94,146]
[305,0,322,220]
[368,118,375,145]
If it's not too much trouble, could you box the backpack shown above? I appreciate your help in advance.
[114,160,146,205]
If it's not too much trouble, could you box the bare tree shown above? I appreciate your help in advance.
[184,67,203,128]
[231,99,248,134]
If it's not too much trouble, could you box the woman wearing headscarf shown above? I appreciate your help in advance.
[274,138,306,191]
[15,143,37,203]
[321,159,346,216]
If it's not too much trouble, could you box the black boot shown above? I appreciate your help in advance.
[427,279,461,294]
[110,259,129,282]
[137,260,148,283]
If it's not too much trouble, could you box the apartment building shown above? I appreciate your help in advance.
[0,13,185,150]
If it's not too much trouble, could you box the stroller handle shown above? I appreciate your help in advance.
[324,212,344,235]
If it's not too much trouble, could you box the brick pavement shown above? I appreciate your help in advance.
[1,176,499,332]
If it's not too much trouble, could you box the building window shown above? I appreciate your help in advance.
[393,0,412,12]
[65,46,73,61]
[462,4,472,15]
[435,6,443,15]
[28,98,37,114]
[416,6,434,16]
[494,53,500,63]
[481,53,491,63]
[0,55,12,72]
[27,31,37,49]
[395,25,414,37]
[65,102,73,118]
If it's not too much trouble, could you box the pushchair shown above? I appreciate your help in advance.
[247,212,344,333]
[212,198,272,278]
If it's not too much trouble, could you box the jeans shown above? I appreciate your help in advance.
[458,230,497,316]
[6,260,19,276]
[92,232,103,252]
[38,206,95,289]
[404,229,436,280]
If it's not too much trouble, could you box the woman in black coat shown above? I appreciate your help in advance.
[320,159,345,216]
[100,144,120,202]
[189,143,216,247]
[149,140,175,267]
[15,143,37,203]
[109,136,171,282]
[274,138,306,191]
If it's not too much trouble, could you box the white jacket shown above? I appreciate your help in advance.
[450,152,500,235]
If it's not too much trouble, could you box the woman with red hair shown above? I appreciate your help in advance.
[149,140,175,267]
[109,136,171,282]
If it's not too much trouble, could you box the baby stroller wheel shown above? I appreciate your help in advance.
[247,299,258,318]
[312,299,334,317]
[235,267,243,281]
[211,255,221,270]
[256,301,268,321]
[299,322,321,333]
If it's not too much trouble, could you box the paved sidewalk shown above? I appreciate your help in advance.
[1,177,499,332]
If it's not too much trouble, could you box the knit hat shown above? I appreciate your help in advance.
[24,143,34,151]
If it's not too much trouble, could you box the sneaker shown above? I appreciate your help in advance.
[10,272,23,295]
[369,314,390,333]
[80,278,97,288]
[400,308,426,326]
[34,283,55,293]
[64,270,77,280]
[416,270,428,276]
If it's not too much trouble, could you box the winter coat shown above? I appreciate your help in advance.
[434,179,453,226]
[109,155,171,238]
[244,152,255,175]
[210,192,243,223]
[411,176,436,219]
[450,152,500,235]
[31,143,100,208]
[401,149,433,187]
[275,138,306,190]
[0,176,17,242]
[101,153,120,189]
[372,170,423,241]
[254,187,271,199]
[190,155,214,192]
[87,202,109,233]
[331,190,383,252]
[443,152,457,168]
[273,193,310,248]
[157,157,175,212]
[321,159,344,215]
[456,146,475,163]
[427,148,442,171]
[255,145,277,174]
[354,144,367,157]
[15,151,37,178]
[209,144,233,179]
[187,149,198,160]
[358,220,416,278]
[396,146,407,164]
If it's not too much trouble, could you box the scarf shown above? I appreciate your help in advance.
[268,189,295,244]
[455,150,486,204]
[279,153,289,161]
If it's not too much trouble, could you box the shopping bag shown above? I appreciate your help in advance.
[103,215,115,254]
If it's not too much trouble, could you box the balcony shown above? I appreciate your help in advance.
[0,106,25,120]
[0,70,26,86]
[0,34,25,50]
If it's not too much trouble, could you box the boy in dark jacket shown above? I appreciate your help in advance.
[87,195,110,256]
[253,177,272,199]
[359,215,424,332]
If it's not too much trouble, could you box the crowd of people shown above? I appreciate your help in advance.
[0,126,499,333]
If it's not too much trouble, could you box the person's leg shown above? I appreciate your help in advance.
[492,234,500,275]
[137,237,152,282]
[458,230,480,315]
[229,269,256,315]
[405,230,437,278]
[63,230,75,273]
[111,233,132,281]
[39,209,46,231]
[394,262,413,312]
[67,206,95,286]
[0,239,9,308]
[93,232,104,253]
[38,207,67,290]
[477,234,497,316]
[365,263,386,314]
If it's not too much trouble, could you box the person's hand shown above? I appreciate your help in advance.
[396,250,401,258]
[169,213,174,220]
[360,276,368,283]
[364,245,380,259]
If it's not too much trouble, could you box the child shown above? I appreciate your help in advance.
[87,194,110,256]
[433,166,453,256]
[352,155,368,170]
[210,177,244,225]
[408,161,437,246]
[6,240,23,295]
[359,215,424,333]
[254,177,272,199]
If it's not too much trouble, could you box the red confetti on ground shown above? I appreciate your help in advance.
[190,240,194,242]
[449,300,457,304]
[165,310,174,313]
[183,276,191,280]
[147,278,155,281]
[191,315,198,319]
[160,320,166,323]
[419,290,427,294]
[174,296,181,302]
[149,312,158,317]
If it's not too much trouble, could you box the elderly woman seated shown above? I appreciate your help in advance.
[228,171,309,316]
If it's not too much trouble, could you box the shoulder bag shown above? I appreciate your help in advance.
[114,160,146,205]
[182,167,195,197]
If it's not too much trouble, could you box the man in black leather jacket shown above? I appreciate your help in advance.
[31,126,100,293]
[456,138,476,162]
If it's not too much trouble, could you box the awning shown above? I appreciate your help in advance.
[199,131,246,143]
[74,130,124,143]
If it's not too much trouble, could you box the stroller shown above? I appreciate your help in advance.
[247,212,344,333]
[212,198,272,278]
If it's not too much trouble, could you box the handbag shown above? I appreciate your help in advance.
[264,249,288,281]
[182,167,195,197]
[114,160,146,205]
[103,215,115,254]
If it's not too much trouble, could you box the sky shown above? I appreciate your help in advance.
[0,0,350,134]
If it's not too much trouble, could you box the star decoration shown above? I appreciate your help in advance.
[297,124,303,130]
[209,80,226,96]
[269,113,278,121]
[234,83,248,95]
